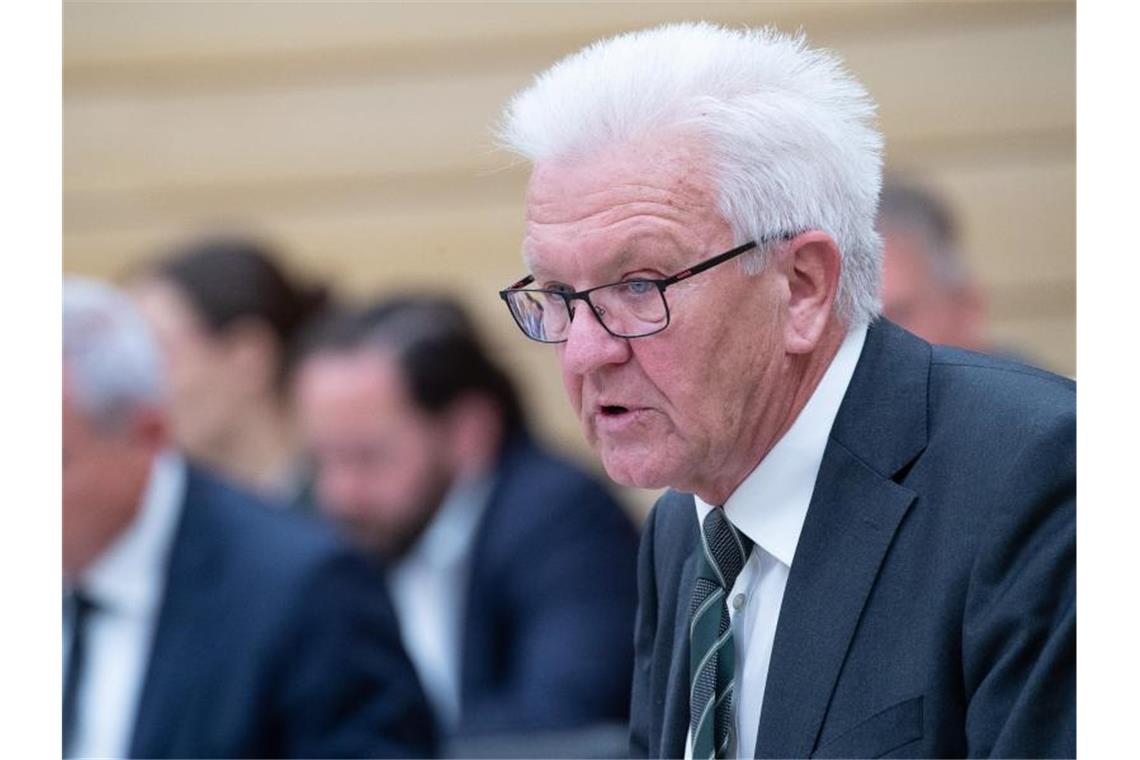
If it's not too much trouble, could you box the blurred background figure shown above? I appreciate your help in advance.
[294,295,638,754]
[129,234,330,509]
[63,278,435,759]
[876,178,988,351]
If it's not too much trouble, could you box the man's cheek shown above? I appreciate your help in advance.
[560,368,584,414]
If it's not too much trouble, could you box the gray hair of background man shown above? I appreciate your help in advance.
[496,21,885,325]
[63,278,166,430]
[876,179,970,288]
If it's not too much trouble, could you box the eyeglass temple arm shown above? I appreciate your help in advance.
[502,232,794,294]
[501,274,535,295]
[659,240,759,287]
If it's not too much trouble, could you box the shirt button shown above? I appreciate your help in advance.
[732,593,746,611]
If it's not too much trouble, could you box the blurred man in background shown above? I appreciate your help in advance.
[63,278,435,759]
[294,295,638,751]
[875,179,987,351]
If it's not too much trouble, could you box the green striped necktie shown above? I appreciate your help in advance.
[689,507,753,759]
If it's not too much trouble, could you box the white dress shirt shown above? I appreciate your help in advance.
[686,325,867,759]
[386,475,493,733]
[63,451,186,760]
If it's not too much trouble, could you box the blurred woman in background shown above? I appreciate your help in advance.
[130,234,332,509]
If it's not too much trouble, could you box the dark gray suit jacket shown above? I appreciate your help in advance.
[458,433,639,736]
[128,465,436,758]
[630,319,1075,758]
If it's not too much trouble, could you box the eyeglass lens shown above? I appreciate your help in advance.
[507,280,668,341]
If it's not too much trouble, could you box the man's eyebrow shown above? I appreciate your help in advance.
[523,242,678,285]
[608,244,688,277]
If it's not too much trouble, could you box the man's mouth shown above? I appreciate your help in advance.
[592,403,650,434]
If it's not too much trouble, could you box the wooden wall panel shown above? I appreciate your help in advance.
[938,162,1075,290]
[64,2,1068,70]
[847,16,1074,148]
[65,13,1074,205]
[63,2,1076,505]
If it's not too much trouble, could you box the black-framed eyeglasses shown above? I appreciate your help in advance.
[498,233,794,343]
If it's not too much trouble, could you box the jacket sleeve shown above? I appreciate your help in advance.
[630,503,660,759]
[962,408,1076,758]
[455,475,640,736]
[273,549,438,758]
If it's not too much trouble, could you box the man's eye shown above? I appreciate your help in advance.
[618,279,656,297]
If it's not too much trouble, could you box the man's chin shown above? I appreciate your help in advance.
[338,524,397,560]
[599,448,674,491]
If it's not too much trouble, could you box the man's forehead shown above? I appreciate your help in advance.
[523,229,684,276]
[521,144,725,280]
[305,349,402,395]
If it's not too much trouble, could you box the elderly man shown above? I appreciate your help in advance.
[495,23,1075,759]
[62,278,435,758]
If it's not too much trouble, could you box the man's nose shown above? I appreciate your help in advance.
[560,301,631,375]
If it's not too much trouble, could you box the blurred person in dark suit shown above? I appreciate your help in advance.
[876,179,988,351]
[130,234,330,510]
[62,278,435,759]
[293,295,639,747]
[495,23,1074,758]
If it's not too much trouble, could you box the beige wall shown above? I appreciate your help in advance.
[63,1,1075,517]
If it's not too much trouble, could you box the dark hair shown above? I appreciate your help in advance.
[302,295,526,435]
[146,234,331,388]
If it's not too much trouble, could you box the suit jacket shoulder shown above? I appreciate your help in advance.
[130,465,435,759]
[630,490,700,759]
[790,322,1074,758]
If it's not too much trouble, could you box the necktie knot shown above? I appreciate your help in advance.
[701,508,752,592]
[64,589,98,621]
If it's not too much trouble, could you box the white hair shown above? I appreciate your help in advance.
[63,277,166,430]
[497,22,884,325]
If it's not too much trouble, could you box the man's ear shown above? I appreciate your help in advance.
[127,404,169,457]
[782,232,842,354]
[950,282,988,352]
[445,394,503,477]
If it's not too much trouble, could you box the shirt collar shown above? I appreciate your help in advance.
[696,325,867,567]
[75,450,186,617]
[396,473,494,572]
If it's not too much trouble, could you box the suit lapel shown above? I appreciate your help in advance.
[753,448,916,757]
[458,434,528,702]
[754,320,931,758]
[129,468,226,758]
[661,549,700,758]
